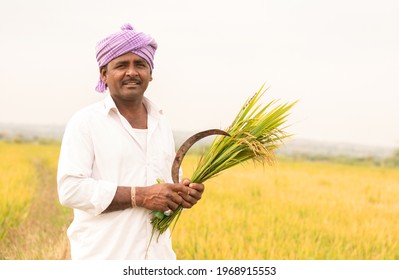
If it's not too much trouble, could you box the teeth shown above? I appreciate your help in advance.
[123,80,140,86]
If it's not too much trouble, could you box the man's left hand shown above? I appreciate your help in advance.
[178,178,204,209]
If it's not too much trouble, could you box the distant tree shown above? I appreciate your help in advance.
[385,148,399,167]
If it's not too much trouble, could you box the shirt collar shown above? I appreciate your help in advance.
[103,93,163,119]
[103,93,117,115]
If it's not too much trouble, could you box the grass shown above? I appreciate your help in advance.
[0,143,37,240]
[0,142,71,259]
[1,141,399,259]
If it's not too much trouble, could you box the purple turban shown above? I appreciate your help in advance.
[95,23,158,93]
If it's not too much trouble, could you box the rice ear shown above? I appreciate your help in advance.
[149,83,296,241]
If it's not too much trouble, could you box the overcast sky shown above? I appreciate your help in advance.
[1,0,398,148]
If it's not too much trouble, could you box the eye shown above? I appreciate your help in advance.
[136,61,147,68]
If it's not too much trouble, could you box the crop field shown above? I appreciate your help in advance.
[1,141,399,259]
[0,141,70,259]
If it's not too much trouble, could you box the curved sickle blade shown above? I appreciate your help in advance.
[171,129,230,183]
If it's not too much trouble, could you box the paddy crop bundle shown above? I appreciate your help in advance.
[150,84,297,241]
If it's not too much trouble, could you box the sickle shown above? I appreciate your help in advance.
[171,129,230,183]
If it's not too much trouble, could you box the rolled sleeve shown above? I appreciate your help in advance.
[58,175,117,216]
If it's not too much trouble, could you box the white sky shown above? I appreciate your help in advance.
[0,0,398,148]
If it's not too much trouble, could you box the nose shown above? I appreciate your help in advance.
[126,65,138,77]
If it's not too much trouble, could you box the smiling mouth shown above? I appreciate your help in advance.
[122,79,141,86]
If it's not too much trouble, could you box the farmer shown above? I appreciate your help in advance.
[57,23,204,259]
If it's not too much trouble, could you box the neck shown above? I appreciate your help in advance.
[112,96,148,129]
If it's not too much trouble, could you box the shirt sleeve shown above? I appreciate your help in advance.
[57,112,117,216]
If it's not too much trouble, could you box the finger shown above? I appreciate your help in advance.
[167,200,180,211]
[185,188,202,200]
[169,192,183,205]
[188,183,204,193]
[165,184,186,199]
[169,183,190,194]
[180,191,198,205]
[180,200,193,209]
[181,178,191,186]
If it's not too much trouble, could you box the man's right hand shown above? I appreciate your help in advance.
[135,183,190,215]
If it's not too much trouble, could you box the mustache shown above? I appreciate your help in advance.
[121,77,141,84]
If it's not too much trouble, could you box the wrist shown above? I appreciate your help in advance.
[134,187,144,208]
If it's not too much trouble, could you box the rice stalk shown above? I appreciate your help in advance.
[149,83,297,241]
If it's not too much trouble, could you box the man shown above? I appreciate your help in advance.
[57,23,204,260]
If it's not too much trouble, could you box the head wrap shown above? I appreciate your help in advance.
[95,23,158,93]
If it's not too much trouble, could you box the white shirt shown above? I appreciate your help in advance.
[57,94,177,260]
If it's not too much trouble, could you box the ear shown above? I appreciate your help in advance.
[100,66,107,85]
[149,72,153,82]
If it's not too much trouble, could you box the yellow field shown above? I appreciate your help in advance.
[175,156,399,259]
[0,142,38,240]
[0,141,70,259]
[1,142,399,259]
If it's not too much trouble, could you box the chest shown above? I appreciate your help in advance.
[89,115,175,184]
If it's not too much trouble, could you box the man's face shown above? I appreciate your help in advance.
[101,52,152,102]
